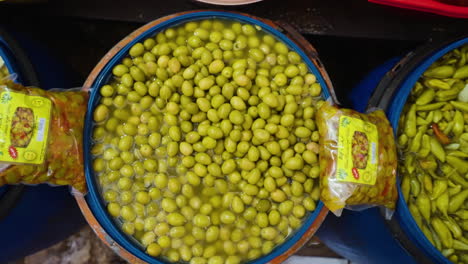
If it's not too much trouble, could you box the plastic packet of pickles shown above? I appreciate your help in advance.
[316,101,397,216]
[0,76,88,193]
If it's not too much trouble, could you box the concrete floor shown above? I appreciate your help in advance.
[12,227,126,264]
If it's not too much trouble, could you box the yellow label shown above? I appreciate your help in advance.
[0,91,51,165]
[336,115,378,185]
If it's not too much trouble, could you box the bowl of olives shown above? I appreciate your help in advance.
[77,10,334,264]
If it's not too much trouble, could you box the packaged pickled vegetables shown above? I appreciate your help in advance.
[317,101,398,215]
[0,77,88,192]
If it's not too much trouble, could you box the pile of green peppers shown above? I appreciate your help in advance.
[399,45,468,264]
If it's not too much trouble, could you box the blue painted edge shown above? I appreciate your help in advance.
[388,37,468,264]
[83,11,329,264]
[0,35,24,199]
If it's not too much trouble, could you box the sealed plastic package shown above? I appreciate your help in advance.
[0,77,88,193]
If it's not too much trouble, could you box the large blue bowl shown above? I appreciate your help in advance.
[81,10,332,264]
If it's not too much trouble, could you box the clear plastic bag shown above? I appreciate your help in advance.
[0,77,88,193]
[316,101,398,215]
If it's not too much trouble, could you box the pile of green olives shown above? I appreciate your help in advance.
[91,18,322,264]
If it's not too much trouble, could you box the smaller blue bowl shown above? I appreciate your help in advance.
[387,37,468,264]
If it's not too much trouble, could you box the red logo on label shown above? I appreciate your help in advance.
[352,168,360,179]
[8,146,18,159]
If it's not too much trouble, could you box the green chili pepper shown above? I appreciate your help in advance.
[443,216,462,238]
[459,236,468,245]
[448,254,458,263]
[445,143,461,150]
[447,150,468,158]
[425,79,452,90]
[405,104,417,138]
[416,102,446,111]
[417,192,432,222]
[460,133,468,153]
[442,121,455,136]
[451,101,468,112]
[441,56,458,65]
[431,216,453,248]
[449,185,462,196]
[449,171,468,188]
[462,220,468,231]
[430,224,443,251]
[441,164,455,175]
[436,81,464,101]
[458,48,467,67]
[421,223,435,246]
[425,111,435,123]
[419,157,438,171]
[410,177,421,197]
[431,180,448,200]
[405,154,416,174]
[416,117,430,126]
[418,110,428,117]
[430,137,446,162]
[428,170,446,180]
[436,191,449,217]
[441,102,455,111]
[446,156,468,174]
[416,89,436,105]
[448,189,468,213]
[431,199,437,214]
[424,65,455,79]
[401,176,411,202]
[398,134,408,147]
[453,239,468,251]
[452,111,464,138]
[454,209,468,220]
[409,202,423,227]
[454,65,468,79]
[433,110,443,123]
[436,91,460,102]
[410,129,425,153]
[443,110,454,122]
[442,248,455,257]
[412,82,424,96]
[423,173,433,194]
[418,135,431,158]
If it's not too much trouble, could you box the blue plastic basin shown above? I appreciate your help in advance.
[83,11,332,264]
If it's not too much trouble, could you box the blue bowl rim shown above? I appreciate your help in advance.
[0,36,22,80]
[387,37,468,264]
[83,11,330,264]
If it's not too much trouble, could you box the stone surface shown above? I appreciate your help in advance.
[19,227,126,264]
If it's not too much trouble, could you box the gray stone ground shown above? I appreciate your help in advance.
[15,227,126,264]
